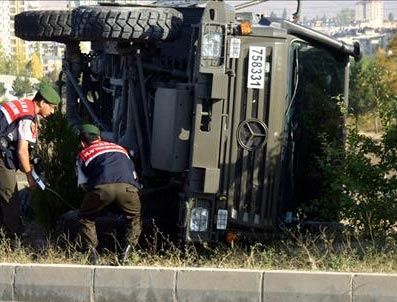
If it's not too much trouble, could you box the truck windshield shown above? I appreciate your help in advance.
[286,41,347,210]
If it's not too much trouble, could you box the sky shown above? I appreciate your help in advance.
[233,0,397,19]
[33,0,397,19]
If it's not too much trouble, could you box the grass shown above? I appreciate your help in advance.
[2,227,397,273]
[3,112,393,271]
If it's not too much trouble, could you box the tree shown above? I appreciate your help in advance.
[377,34,397,92]
[31,107,82,229]
[348,58,378,126]
[12,76,33,98]
[14,42,27,76]
[0,47,9,74]
[310,51,397,240]
[0,46,17,75]
[31,52,43,79]
[47,67,61,83]
[4,55,17,76]
[0,82,6,97]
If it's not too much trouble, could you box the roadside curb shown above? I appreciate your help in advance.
[1,263,397,301]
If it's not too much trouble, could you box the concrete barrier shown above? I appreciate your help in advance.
[0,264,13,301]
[177,269,262,302]
[1,263,397,302]
[14,265,92,302]
[94,267,176,302]
[263,271,352,302]
[353,274,397,302]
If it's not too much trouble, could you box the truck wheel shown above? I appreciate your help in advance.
[72,6,183,42]
[15,11,73,42]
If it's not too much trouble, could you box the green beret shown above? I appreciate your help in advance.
[80,124,101,136]
[38,83,61,105]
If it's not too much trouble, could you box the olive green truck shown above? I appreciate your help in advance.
[15,0,360,242]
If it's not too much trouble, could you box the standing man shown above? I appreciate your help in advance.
[0,82,60,238]
[76,124,142,265]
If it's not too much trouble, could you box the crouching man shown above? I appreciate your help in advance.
[0,83,60,239]
[76,124,142,264]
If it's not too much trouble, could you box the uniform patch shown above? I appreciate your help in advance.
[79,141,129,166]
[0,99,35,125]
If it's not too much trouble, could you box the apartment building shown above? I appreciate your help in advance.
[355,0,384,26]
[0,2,11,55]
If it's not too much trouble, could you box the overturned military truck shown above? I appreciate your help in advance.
[15,0,360,243]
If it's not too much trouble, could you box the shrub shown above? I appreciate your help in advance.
[311,127,397,240]
[31,108,83,230]
[303,48,397,240]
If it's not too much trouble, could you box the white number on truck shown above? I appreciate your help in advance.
[247,46,267,89]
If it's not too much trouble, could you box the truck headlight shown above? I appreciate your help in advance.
[216,209,228,230]
[189,207,209,232]
[200,24,225,71]
[201,32,222,59]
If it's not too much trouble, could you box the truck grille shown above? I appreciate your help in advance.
[220,43,274,229]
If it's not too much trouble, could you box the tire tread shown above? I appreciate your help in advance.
[72,6,183,42]
[15,10,73,42]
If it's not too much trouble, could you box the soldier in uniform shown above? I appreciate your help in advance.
[0,83,60,238]
[76,124,142,264]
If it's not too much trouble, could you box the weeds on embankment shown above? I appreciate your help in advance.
[1,227,397,273]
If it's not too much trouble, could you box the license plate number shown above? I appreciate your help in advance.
[247,46,266,89]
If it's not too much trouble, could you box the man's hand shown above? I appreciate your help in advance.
[26,171,37,189]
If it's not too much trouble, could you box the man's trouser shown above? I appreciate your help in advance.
[0,158,23,237]
[78,183,141,249]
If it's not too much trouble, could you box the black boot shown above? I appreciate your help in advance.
[119,244,132,265]
[88,247,100,265]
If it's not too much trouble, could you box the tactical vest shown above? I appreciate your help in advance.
[0,99,36,170]
[78,141,140,190]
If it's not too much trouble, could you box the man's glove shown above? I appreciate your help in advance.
[32,157,44,174]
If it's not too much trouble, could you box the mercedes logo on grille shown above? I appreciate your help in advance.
[237,119,268,151]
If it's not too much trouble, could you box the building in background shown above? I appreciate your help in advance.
[0,1,11,55]
[355,0,384,26]
[355,0,367,21]
[333,0,395,55]
[10,1,41,62]
[0,1,47,74]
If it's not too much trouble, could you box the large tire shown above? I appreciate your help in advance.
[15,10,73,42]
[72,6,183,42]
